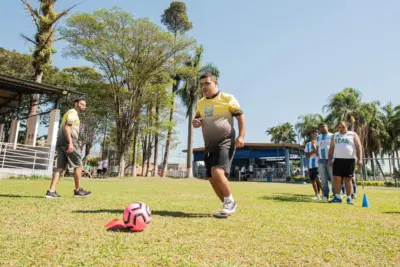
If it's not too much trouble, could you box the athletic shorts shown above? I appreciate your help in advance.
[97,169,102,174]
[204,148,235,178]
[102,168,108,173]
[55,145,82,170]
[333,158,355,178]
[308,167,319,180]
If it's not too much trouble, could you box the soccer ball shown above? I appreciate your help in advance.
[123,202,151,232]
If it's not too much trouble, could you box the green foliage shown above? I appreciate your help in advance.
[60,7,196,175]
[295,113,325,144]
[161,2,193,35]
[266,122,297,144]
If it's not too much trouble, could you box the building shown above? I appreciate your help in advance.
[186,143,305,181]
[0,74,83,177]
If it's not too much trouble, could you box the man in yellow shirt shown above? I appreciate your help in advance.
[45,99,92,198]
[193,72,246,217]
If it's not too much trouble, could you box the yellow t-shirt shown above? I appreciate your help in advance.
[57,108,80,146]
[195,92,243,151]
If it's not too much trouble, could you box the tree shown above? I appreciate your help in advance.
[61,66,113,159]
[324,88,363,131]
[178,46,220,177]
[161,1,193,177]
[21,0,77,116]
[295,113,324,144]
[60,8,195,176]
[381,103,400,183]
[266,122,297,144]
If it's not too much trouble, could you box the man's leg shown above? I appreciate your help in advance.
[329,175,343,203]
[211,167,232,198]
[209,177,224,202]
[311,179,318,195]
[211,167,236,215]
[73,167,82,191]
[344,177,355,204]
[316,178,323,195]
[319,164,330,199]
[49,170,62,191]
[352,178,357,198]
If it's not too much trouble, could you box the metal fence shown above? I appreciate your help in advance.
[0,142,54,176]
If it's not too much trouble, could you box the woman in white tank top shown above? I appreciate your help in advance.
[328,121,363,205]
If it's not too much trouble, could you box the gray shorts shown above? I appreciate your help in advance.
[55,145,82,170]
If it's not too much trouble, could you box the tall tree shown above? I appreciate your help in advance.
[21,0,77,116]
[178,46,220,177]
[266,123,297,144]
[60,8,195,176]
[161,1,193,177]
[324,88,362,131]
[295,113,324,144]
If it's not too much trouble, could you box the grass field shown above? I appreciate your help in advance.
[0,177,399,266]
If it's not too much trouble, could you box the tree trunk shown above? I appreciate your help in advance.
[396,149,400,171]
[118,152,126,177]
[141,133,147,177]
[186,96,195,178]
[388,152,393,177]
[370,151,375,180]
[161,98,175,177]
[153,101,160,177]
[131,121,140,177]
[146,133,152,177]
[373,152,385,181]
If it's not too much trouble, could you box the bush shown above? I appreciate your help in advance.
[8,175,50,180]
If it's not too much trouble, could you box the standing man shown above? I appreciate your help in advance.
[102,158,108,177]
[45,99,92,198]
[328,121,363,205]
[304,130,322,200]
[316,123,334,201]
[193,72,245,217]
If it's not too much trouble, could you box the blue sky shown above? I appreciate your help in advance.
[1,0,400,163]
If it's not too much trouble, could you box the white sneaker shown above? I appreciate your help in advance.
[220,199,237,215]
[311,195,321,200]
[322,196,328,201]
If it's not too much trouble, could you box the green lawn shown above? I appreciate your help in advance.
[0,177,399,266]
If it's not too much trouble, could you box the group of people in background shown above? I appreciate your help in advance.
[305,121,363,205]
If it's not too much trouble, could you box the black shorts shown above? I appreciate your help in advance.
[333,158,355,178]
[97,169,102,174]
[204,148,235,178]
[102,168,108,173]
[308,168,319,180]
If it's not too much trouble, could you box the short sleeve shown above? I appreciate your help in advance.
[66,110,79,125]
[304,143,309,153]
[228,95,243,116]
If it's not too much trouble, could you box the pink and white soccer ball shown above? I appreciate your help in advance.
[123,202,151,232]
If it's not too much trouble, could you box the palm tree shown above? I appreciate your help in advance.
[381,103,400,182]
[295,113,324,144]
[324,88,362,131]
[178,46,220,177]
[266,123,297,144]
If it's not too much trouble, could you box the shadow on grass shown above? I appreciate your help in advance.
[0,194,43,199]
[260,193,326,203]
[73,209,211,218]
[383,211,400,214]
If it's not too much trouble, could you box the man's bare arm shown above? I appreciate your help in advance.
[354,133,363,165]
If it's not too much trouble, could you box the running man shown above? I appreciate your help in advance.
[45,99,92,198]
[316,123,334,201]
[193,72,245,217]
[328,121,363,205]
[304,130,322,200]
